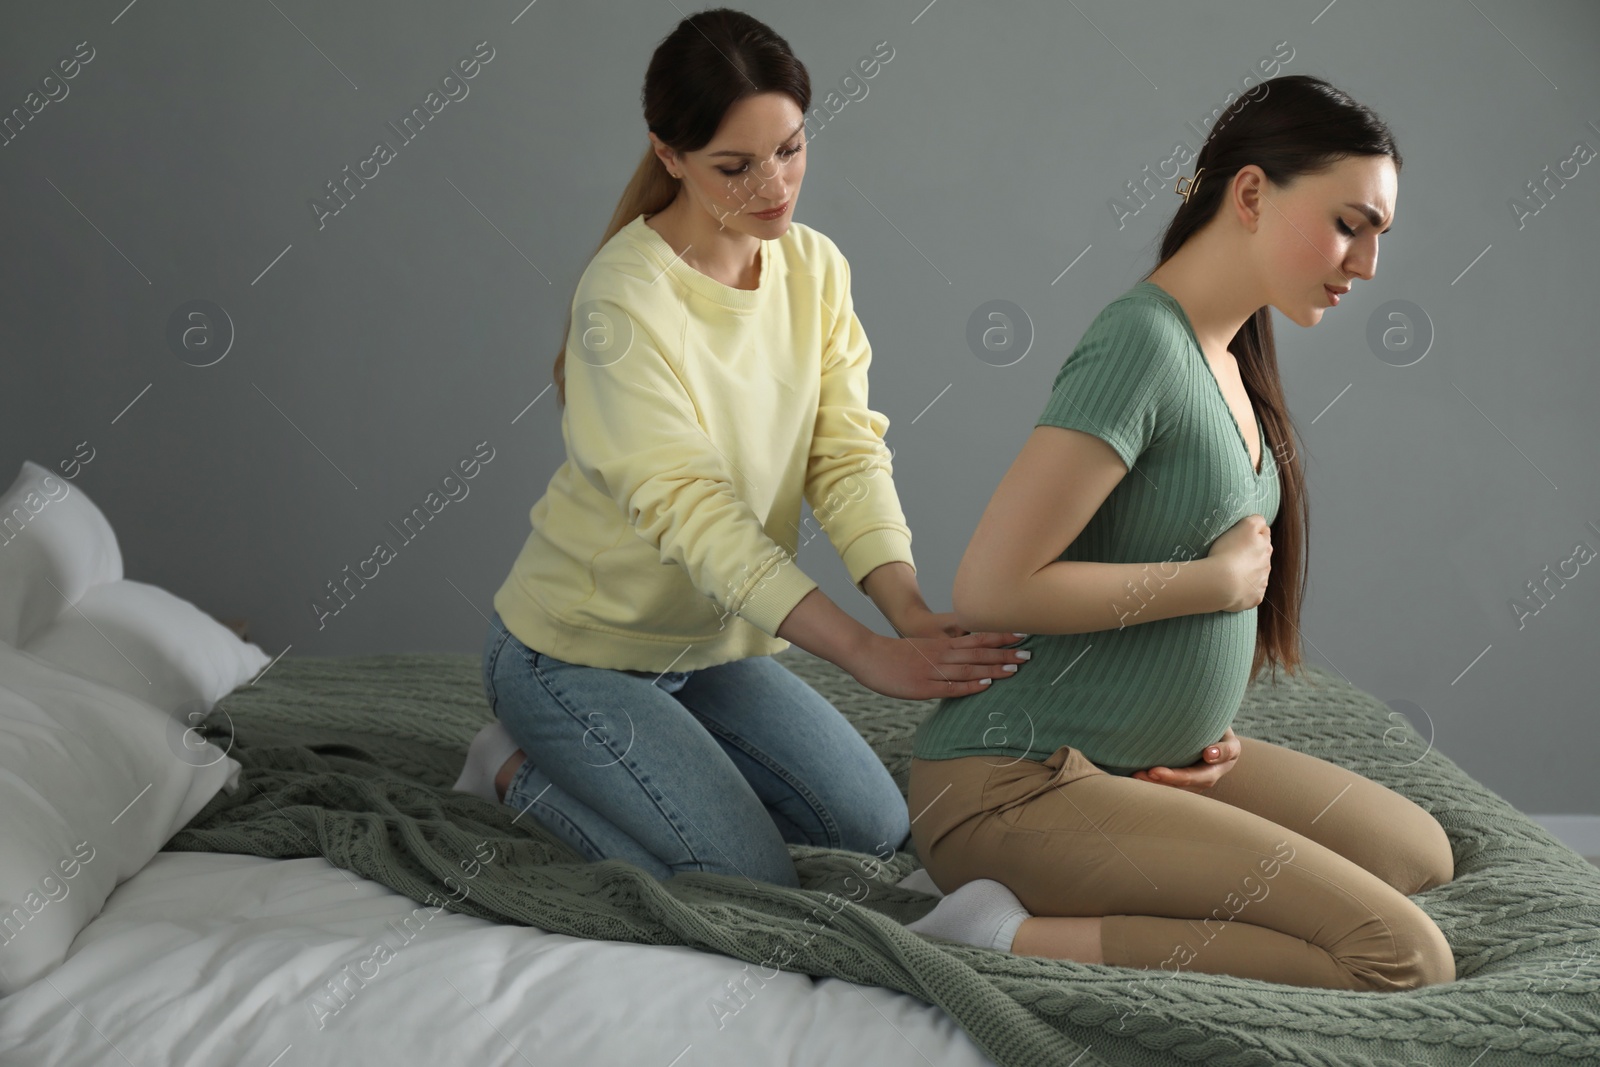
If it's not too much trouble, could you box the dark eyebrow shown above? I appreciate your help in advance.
[706,119,807,159]
[1346,201,1394,233]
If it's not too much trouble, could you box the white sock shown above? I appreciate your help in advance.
[905,877,1032,952]
[452,720,522,803]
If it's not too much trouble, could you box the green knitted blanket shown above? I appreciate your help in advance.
[165,648,1600,1067]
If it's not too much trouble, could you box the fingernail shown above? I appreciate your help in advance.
[980,678,992,685]
[1016,650,1032,660]
[1206,747,1219,760]
[1012,633,1029,638]
[1002,663,1018,672]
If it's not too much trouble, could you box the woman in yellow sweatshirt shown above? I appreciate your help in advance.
[452,8,1031,889]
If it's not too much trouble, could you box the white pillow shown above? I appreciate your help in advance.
[23,579,272,722]
[0,643,241,995]
[0,460,271,720]
[0,460,121,646]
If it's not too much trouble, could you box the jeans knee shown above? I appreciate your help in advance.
[881,803,913,854]
[673,842,801,890]
[714,854,800,890]
[838,800,911,860]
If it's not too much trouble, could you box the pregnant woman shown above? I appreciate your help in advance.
[904,75,1458,991]
[451,8,1030,890]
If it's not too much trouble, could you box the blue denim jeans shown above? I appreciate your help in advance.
[480,610,912,888]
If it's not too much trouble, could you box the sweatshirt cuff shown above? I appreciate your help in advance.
[736,556,821,638]
[842,527,916,592]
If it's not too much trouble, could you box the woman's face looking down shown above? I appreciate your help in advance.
[650,91,808,238]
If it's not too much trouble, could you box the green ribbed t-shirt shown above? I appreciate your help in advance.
[911,280,1282,774]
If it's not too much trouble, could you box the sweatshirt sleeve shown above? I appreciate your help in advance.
[563,297,820,638]
[804,248,917,594]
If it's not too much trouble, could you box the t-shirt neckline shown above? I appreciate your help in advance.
[1133,280,1269,478]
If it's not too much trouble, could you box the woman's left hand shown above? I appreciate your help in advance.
[896,608,1026,664]
[1133,727,1242,793]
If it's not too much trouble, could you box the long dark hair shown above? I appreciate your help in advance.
[1146,73,1402,687]
[552,8,811,409]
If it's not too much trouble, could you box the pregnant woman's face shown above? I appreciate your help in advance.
[1254,153,1398,328]
[665,91,808,238]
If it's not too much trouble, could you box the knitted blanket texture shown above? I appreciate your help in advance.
[165,649,1600,1067]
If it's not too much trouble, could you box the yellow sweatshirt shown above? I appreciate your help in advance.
[492,213,917,672]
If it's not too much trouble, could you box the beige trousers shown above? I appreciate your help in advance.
[908,735,1456,990]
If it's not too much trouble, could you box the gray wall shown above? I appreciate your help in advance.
[2,1,1596,819]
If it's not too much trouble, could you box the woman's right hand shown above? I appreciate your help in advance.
[1206,514,1273,612]
[849,631,1029,701]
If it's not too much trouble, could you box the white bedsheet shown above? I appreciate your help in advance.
[0,850,997,1066]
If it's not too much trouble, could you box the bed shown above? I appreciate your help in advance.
[2,457,1598,1067]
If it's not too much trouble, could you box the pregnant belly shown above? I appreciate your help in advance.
[1018,614,1255,772]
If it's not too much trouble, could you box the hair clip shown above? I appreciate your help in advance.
[1174,167,1206,204]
